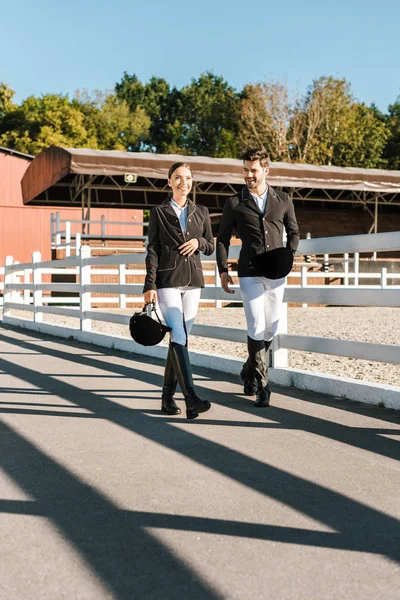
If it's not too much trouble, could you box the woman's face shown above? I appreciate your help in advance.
[168,166,193,196]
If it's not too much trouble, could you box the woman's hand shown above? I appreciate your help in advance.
[144,290,157,305]
[179,238,199,256]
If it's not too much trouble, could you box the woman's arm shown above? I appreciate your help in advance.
[196,206,214,256]
[143,208,160,293]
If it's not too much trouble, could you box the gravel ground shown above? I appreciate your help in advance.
[2,306,399,388]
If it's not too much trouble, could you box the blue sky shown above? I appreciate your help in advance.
[1,0,399,111]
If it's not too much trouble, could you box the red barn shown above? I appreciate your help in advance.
[0,146,143,267]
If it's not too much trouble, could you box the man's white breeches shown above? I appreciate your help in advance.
[239,276,286,342]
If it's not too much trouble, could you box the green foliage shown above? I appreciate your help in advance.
[238,82,291,161]
[383,98,400,169]
[179,72,239,157]
[0,75,398,169]
[0,92,93,154]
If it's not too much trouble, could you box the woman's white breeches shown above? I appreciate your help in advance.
[239,276,285,342]
[157,286,201,346]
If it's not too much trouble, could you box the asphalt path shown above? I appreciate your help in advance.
[0,324,399,599]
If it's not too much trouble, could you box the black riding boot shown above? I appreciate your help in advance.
[240,358,257,396]
[170,342,211,420]
[241,340,273,396]
[161,346,181,415]
[247,336,271,407]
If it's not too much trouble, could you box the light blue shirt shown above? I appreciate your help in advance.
[170,198,188,232]
[250,185,268,213]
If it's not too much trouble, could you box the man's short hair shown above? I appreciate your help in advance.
[241,148,269,167]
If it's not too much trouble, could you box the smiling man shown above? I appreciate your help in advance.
[216,148,300,407]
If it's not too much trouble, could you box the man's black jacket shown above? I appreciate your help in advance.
[216,186,300,277]
[143,198,214,292]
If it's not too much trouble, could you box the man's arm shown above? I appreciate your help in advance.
[216,198,235,274]
[284,196,300,254]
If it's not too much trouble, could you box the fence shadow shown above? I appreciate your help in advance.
[0,323,399,577]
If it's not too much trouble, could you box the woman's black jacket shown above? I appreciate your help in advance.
[143,198,214,292]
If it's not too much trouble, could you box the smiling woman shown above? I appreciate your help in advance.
[143,162,214,420]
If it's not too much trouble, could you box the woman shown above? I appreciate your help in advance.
[143,162,214,419]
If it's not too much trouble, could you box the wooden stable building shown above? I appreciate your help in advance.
[21,146,400,244]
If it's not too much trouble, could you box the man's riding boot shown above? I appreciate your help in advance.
[161,346,181,415]
[247,336,271,407]
[170,342,211,420]
[240,358,257,396]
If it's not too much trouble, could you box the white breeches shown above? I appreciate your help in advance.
[239,276,286,342]
[157,287,201,346]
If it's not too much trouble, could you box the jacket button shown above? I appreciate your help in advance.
[184,258,188,262]
[267,245,270,248]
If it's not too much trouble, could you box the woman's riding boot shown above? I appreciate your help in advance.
[170,342,211,420]
[161,346,181,415]
[247,336,271,407]
[240,358,257,396]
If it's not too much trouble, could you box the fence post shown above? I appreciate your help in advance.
[55,212,61,248]
[24,268,31,305]
[214,264,222,308]
[75,232,81,256]
[80,245,92,332]
[11,261,21,303]
[65,221,71,257]
[50,213,55,249]
[119,264,126,309]
[305,232,312,263]
[344,252,349,286]
[323,253,329,273]
[301,265,308,308]
[381,267,387,289]
[101,215,106,239]
[354,252,359,286]
[271,301,288,368]
[32,251,43,323]
[3,256,14,317]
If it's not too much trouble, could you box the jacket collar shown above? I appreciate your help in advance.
[162,197,196,218]
[240,185,274,215]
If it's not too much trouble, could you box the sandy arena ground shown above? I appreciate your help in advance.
[3,306,399,388]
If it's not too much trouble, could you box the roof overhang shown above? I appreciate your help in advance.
[21,146,400,208]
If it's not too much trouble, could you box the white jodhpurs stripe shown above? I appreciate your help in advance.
[157,287,201,346]
[239,276,286,341]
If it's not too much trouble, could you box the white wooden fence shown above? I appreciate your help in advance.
[2,231,400,373]
[51,212,147,256]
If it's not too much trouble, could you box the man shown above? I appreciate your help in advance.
[216,148,300,407]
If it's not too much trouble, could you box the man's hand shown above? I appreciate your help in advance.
[220,272,235,294]
[179,238,199,256]
[144,290,157,305]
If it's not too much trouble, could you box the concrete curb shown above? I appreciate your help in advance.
[3,315,400,410]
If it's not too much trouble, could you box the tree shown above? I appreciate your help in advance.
[238,81,291,161]
[115,73,183,153]
[74,90,150,151]
[0,93,93,154]
[290,77,354,165]
[179,72,239,157]
[383,97,400,170]
[334,103,389,168]
[0,82,15,118]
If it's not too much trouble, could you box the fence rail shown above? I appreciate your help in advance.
[2,231,400,372]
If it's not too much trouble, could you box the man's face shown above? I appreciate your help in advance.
[243,160,269,190]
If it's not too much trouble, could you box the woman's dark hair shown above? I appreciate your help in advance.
[241,148,269,167]
[168,162,192,179]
